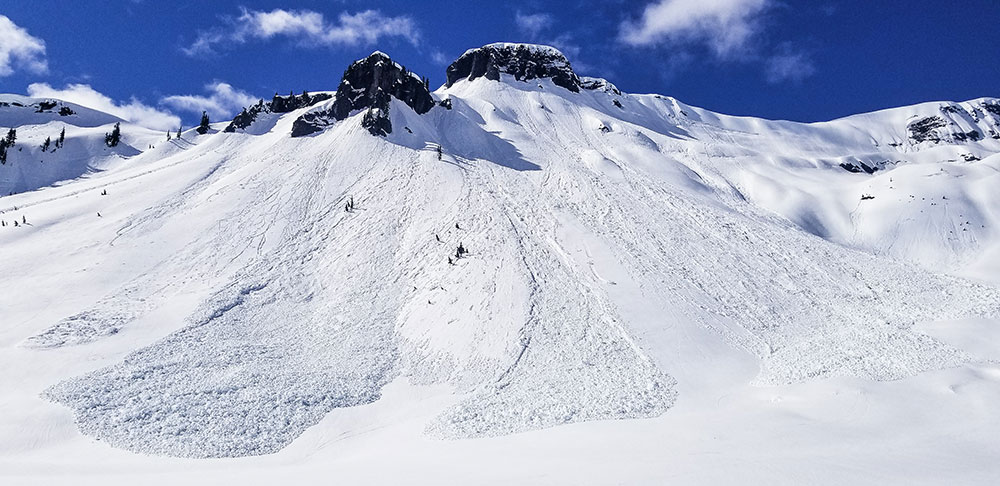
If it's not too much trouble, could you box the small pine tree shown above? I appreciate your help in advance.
[41,137,51,152]
[197,111,210,135]
[57,127,65,148]
[5,128,15,146]
[176,126,182,139]
[104,122,121,147]
[166,130,172,141]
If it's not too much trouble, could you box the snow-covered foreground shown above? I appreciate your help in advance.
[2,46,1000,484]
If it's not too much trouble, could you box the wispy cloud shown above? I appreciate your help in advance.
[619,0,771,58]
[765,46,816,84]
[430,50,451,66]
[27,83,180,131]
[184,8,420,56]
[0,15,47,77]
[515,12,554,38]
[620,0,817,84]
[161,82,258,120]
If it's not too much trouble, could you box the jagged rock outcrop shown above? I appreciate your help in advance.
[446,43,584,92]
[907,115,982,145]
[291,52,435,137]
[580,76,622,96]
[907,116,948,143]
[444,43,628,97]
[0,99,76,116]
[225,92,332,133]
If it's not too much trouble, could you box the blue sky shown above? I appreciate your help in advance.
[1,1,998,129]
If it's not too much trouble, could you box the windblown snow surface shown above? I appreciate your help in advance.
[2,68,1000,484]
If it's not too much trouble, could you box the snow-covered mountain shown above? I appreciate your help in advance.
[2,44,999,484]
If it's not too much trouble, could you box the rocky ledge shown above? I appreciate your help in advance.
[292,52,435,137]
[225,92,332,133]
[445,43,585,92]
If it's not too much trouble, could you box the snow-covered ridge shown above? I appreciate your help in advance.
[0,94,123,128]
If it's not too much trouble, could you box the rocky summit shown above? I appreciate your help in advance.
[446,43,585,93]
[292,52,435,137]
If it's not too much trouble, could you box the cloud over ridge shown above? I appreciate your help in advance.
[184,8,420,56]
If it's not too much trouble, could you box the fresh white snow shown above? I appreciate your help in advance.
[1,59,999,484]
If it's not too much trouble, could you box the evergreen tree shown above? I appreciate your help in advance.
[41,137,50,152]
[57,127,65,148]
[166,130,172,141]
[177,126,182,139]
[104,122,121,147]
[197,111,210,135]
[6,128,16,146]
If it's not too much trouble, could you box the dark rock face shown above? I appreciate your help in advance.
[840,161,878,174]
[360,91,393,137]
[225,92,333,133]
[446,43,584,92]
[982,101,1000,116]
[292,52,435,137]
[907,116,948,144]
[953,130,981,142]
[331,52,435,120]
[23,99,75,116]
[907,114,990,145]
[36,100,58,112]
[840,159,898,174]
[940,104,964,115]
[289,111,328,137]
[580,77,622,96]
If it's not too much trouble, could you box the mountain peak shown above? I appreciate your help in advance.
[445,42,583,92]
[291,51,435,137]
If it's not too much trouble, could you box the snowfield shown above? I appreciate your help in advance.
[2,46,1000,484]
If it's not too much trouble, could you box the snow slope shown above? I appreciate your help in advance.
[0,94,185,196]
[1,46,999,484]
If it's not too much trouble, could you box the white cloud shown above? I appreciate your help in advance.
[765,48,816,84]
[515,12,554,38]
[430,50,451,66]
[619,0,771,57]
[185,8,420,56]
[0,15,48,77]
[26,83,180,131]
[161,82,258,120]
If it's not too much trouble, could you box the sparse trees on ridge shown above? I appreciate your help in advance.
[197,111,210,135]
[105,123,121,147]
[0,128,16,164]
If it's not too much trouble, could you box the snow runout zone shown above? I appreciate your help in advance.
[11,59,1000,461]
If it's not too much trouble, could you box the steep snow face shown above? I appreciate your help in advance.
[1,47,999,473]
[641,95,1000,271]
[0,95,172,195]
